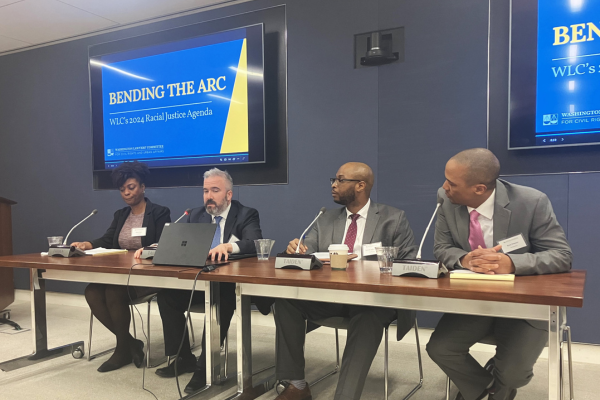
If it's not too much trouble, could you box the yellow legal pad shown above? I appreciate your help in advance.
[450,270,515,282]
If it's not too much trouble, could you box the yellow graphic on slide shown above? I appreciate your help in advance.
[220,39,249,154]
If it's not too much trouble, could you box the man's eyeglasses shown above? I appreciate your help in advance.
[330,178,362,185]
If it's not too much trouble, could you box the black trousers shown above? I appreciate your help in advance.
[426,315,547,400]
[275,299,396,400]
[157,283,236,368]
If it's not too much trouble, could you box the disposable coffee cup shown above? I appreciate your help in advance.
[328,244,349,270]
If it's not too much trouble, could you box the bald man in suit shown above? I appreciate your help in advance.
[274,162,418,400]
[426,149,572,400]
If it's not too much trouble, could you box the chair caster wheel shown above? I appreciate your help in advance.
[72,346,85,359]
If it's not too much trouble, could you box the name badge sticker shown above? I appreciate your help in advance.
[362,242,382,257]
[131,227,147,237]
[497,234,527,253]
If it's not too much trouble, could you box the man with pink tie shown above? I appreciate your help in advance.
[426,148,572,400]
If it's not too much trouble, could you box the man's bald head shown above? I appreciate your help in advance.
[449,148,500,190]
[339,162,374,194]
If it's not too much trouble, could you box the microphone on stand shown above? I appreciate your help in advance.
[392,198,447,278]
[49,209,98,258]
[416,198,443,259]
[296,207,326,254]
[275,207,327,270]
[140,208,192,259]
[174,208,193,224]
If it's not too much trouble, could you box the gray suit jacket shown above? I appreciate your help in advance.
[433,180,573,329]
[304,201,418,340]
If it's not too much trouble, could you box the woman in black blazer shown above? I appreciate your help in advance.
[72,162,170,372]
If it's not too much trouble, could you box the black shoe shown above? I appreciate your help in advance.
[131,339,145,368]
[155,355,197,377]
[97,358,131,373]
[184,369,207,394]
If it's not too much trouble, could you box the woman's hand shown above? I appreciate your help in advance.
[134,248,144,259]
[70,242,92,251]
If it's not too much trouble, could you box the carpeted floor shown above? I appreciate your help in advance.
[1,290,598,400]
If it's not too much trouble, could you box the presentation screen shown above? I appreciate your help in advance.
[509,0,600,149]
[90,24,265,170]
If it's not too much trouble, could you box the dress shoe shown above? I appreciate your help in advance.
[97,358,131,373]
[131,339,145,368]
[454,389,489,400]
[184,369,207,394]
[155,354,197,377]
[275,384,312,400]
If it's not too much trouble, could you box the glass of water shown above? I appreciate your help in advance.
[254,239,275,260]
[376,246,399,274]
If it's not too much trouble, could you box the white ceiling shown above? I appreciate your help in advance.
[0,0,250,55]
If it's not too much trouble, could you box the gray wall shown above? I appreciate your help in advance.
[0,0,597,343]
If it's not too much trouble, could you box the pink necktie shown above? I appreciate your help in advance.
[468,210,486,251]
[344,214,360,253]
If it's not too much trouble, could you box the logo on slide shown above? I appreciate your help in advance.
[107,149,114,156]
[543,114,558,126]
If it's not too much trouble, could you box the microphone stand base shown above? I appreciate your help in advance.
[275,253,323,270]
[140,247,156,259]
[48,245,86,258]
[392,259,447,279]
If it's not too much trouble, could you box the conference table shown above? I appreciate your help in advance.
[0,252,586,400]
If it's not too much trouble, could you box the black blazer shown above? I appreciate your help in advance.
[185,200,262,254]
[90,198,171,249]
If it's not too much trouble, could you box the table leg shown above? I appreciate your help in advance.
[224,283,253,399]
[0,269,84,372]
[206,280,222,385]
[548,306,561,400]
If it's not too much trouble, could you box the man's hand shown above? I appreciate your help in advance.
[134,248,144,259]
[286,238,307,255]
[70,242,92,251]
[208,243,233,261]
[460,244,515,274]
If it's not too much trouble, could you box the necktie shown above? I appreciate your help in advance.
[211,216,223,249]
[343,214,360,253]
[468,210,486,251]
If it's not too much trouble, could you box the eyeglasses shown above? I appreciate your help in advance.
[330,178,362,185]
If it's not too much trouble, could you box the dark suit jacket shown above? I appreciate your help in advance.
[434,179,573,329]
[185,200,262,254]
[90,198,171,249]
[304,201,418,340]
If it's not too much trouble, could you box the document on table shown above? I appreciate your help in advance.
[84,248,128,256]
[311,252,359,262]
[450,269,515,282]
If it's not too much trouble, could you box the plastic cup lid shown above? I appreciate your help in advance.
[328,244,349,251]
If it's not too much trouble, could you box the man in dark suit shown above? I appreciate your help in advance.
[155,168,262,393]
[426,148,572,400]
[274,162,418,400]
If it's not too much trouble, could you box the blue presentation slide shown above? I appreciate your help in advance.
[99,30,250,168]
[536,0,600,144]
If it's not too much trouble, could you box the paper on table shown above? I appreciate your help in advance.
[311,252,358,262]
[85,248,128,256]
[450,269,515,281]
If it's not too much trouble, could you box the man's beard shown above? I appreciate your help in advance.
[333,189,356,206]
[205,198,228,216]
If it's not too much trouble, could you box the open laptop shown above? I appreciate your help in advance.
[153,223,220,267]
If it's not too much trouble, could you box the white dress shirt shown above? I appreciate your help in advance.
[341,199,371,259]
[467,189,496,249]
[211,202,240,254]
